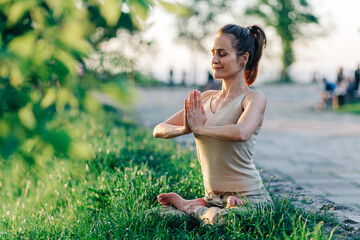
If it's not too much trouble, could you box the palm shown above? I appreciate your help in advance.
[185,90,207,131]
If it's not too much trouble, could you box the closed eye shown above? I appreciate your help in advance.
[211,49,227,57]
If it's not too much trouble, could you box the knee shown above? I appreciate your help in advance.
[200,207,228,225]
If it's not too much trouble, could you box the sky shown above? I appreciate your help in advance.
[141,0,360,85]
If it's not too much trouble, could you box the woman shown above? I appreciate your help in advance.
[153,24,273,224]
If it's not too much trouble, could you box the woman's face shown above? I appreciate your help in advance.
[211,33,244,80]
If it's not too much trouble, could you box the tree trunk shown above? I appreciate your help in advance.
[280,40,294,83]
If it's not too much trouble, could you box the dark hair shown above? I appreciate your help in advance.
[218,24,266,86]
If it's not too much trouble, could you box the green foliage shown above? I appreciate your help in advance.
[246,0,319,82]
[0,112,341,238]
[174,0,235,84]
[175,0,235,54]
[0,0,189,163]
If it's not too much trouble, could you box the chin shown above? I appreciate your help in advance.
[213,72,223,80]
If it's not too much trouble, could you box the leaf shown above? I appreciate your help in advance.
[6,0,36,27]
[53,49,77,76]
[0,120,10,138]
[9,64,24,89]
[32,39,53,65]
[7,32,37,58]
[156,0,190,17]
[2,87,30,111]
[30,6,46,30]
[99,0,123,27]
[18,104,36,130]
[56,88,70,112]
[128,0,149,29]
[299,0,309,7]
[40,88,56,109]
[59,18,93,55]
[303,14,318,23]
[45,0,63,18]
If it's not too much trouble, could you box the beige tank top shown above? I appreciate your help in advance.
[194,91,263,192]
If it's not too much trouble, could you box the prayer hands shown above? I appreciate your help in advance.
[185,90,207,132]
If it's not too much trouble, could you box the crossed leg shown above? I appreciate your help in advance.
[158,193,245,213]
[158,193,207,215]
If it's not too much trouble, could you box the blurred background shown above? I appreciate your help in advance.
[1,0,360,210]
[140,0,360,86]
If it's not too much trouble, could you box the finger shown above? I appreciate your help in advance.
[201,105,205,115]
[196,91,202,108]
[188,92,192,110]
[193,90,197,108]
[190,92,195,111]
[185,99,192,117]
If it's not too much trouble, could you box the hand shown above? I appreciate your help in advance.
[183,98,192,134]
[185,90,207,132]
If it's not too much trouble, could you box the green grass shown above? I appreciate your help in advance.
[337,102,360,114]
[0,111,341,239]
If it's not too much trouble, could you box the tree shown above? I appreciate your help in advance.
[175,0,236,84]
[0,0,189,164]
[246,0,319,82]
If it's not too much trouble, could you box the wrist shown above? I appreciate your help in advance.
[192,125,203,134]
[182,126,192,134]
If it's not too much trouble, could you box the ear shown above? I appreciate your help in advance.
[240,52,249,65]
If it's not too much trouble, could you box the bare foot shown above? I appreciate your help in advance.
[226,196,244,208]
[158,193,207,214]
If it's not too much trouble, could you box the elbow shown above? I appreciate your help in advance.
[153,124,167,139]
[233,129,250,142]
[153,130,158,138]
[153,125,161,138]
[233,135,248,142]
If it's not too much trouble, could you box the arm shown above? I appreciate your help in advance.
[153,90,215,139]
[188,91,266,142]
[153,106,190,139]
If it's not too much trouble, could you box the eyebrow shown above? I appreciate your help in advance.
[211,48,228,52]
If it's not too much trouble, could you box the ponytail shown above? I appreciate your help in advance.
[218,24,267,86]
[245,25,266,86]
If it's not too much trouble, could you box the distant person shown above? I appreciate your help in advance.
[333,67,348,108]
[353,65,360,94]
[337,67,344,84]
[153,24,273,224]
[316,77,336,110]
[180,71,187,87]
[168,68,174,87]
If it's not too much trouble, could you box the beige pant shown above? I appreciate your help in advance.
[157,187,273,225]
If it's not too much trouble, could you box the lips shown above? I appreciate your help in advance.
[212,66,223,71]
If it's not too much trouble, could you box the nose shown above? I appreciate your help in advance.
[212,54,219,65]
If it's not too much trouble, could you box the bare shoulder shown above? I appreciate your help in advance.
[200,90,217,101]
[243,90,267,107]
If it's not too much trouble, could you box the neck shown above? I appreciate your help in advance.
[220,74,250,98]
